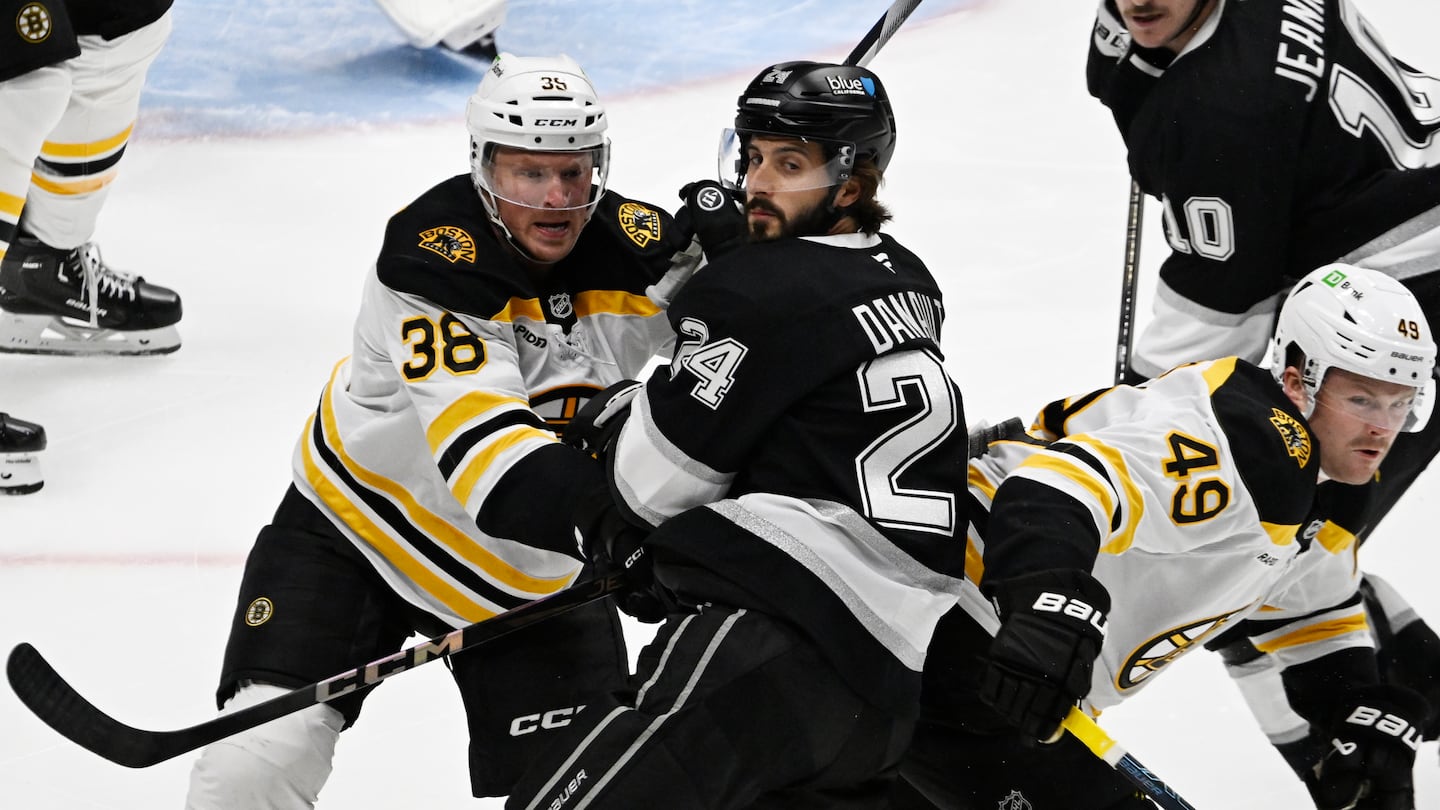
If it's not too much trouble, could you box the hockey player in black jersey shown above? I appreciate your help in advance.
[892,263,1436,809]
[184,54,695,808]
[504,60,972,809]
[1088,0,1440,791]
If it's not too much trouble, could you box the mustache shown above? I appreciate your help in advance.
[746,198,784,218]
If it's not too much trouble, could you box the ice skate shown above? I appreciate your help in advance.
[0,413,46,495]
[0,237,182,356]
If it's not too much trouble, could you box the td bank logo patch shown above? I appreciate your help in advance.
[418,226,476,264]
[618,202,661,248]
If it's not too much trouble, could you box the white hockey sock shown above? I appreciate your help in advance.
[184,682,345,810]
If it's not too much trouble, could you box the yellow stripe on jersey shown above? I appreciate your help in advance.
[964,536,985,585]
[1262,521,1300,546]
[1315,521,1358,554]
[488,296,546,323]
[574,289,664,318]
[0,190,22,218]
[41,124,133,158]
[1253,612,1369,654]
[1065,435,1144,555]
[450,424,555,505]
[967,462,1000,503]
[427,389,532,454]
[30,172,115,196]
[300,414,498,623]
[313,362,572,597]
[1200,356,1239,393]
[1017,452,1118,526]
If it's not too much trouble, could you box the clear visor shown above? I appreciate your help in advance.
[477,144,608,212]
[717,128,858,194]
[1312,376,1434,433]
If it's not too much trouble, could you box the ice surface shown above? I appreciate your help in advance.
[2,1,1437,807]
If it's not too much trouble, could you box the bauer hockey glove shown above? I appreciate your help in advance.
[675,180,747,260]
[1310,684,1425,810]
[978,569,1110,742]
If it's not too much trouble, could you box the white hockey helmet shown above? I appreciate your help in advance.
[465,53,611,230]
[1270,263,1436,432]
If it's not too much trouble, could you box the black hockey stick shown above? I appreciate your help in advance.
[7,572,625,768]
[1062,709,1198,810]
[1113,179,1145,384]
[846,0,924,67]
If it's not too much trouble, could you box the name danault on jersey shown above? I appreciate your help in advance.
[851,289,945,355]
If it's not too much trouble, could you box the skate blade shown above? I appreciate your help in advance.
[1,451,43,495]
[0,311,180,356]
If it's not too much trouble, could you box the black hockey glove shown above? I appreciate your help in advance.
[563,380,643,461]
[978,569,1110,742]
[1310,684,1425,810]
[674,180,746,260]
[571,481,669,624]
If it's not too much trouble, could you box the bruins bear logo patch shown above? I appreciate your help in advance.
[618,202,661,248]
[1269,408,1311,468]
[418,226,476,264]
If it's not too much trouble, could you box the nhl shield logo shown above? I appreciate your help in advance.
[548,293,573,318]
[618,202,661,248]
[998,790,1032,810]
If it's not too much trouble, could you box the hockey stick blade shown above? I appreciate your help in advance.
[1063,708,1198,810]
[846,0,924,67]
[7,572,625,768]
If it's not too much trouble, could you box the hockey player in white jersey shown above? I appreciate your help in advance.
[184,54,695,808]
[0,0,182,357]
[893,264,1436,810]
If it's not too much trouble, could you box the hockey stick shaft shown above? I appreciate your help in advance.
[955,584,1199,808]
[7,572,625,768]
[1113,179,1145,384]
[846,0,925,67]
[1063,708,1198,810]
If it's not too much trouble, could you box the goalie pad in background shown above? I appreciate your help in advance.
[372,0,506,50]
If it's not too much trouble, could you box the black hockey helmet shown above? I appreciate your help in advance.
[733,61,897,177]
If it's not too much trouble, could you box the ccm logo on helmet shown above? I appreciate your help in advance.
[510,704,586,736]
[534,119,579,127]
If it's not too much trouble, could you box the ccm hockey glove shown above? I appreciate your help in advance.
[675,180,747,260]
[1310,684,1425,810]
[978,569,1110,742]
[571,479,668,624]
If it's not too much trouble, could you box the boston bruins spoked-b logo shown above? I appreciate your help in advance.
[618,202,661,248]
[1118,613,1237,689]
[244,597,275,627]
[17,3,54,43]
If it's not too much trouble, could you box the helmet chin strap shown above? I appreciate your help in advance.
[1161,0,1215,50]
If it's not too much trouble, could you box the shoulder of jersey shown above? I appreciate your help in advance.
[375,174,525,317]
[568,190,687,290]
[1206,358,1319,524]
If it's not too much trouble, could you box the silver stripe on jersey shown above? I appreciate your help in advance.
[709,495,961,671]
[612,392,734,528]
[1341,205,1440,281]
